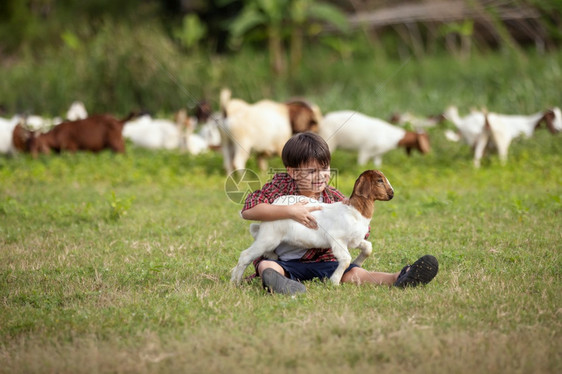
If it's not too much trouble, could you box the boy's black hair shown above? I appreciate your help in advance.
[281,132,331,168]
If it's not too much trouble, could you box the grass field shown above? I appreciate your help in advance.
[1,52,562,373]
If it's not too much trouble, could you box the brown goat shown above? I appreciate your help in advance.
[28,113,136,157]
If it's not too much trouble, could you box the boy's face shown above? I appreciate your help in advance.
[287,160,331,197]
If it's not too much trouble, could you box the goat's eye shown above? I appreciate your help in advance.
[377,178,383,183]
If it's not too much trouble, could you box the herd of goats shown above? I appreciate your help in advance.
[1,89,561,172]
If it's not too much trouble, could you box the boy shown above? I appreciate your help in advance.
[241,132,438,294]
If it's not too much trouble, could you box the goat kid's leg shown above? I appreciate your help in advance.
[231,238,281,284]
[352,240,372,267]
[329,241,352,286]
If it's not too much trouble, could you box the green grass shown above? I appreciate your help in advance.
[1,50,562,373]
[1,130,561,373]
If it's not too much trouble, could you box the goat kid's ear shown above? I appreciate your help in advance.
[353,174,372,198]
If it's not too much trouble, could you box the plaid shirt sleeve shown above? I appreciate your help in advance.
[242,173,297,213]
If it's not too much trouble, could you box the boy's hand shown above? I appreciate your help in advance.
[290,202,322,229]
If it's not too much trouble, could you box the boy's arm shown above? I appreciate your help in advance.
[241,203,292,221]
[241,202,321,228]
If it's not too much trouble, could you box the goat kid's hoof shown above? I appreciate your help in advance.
[329,278,342,286]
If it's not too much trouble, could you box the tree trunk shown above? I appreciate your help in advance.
[268,25,285,75]
[290,25,303,75]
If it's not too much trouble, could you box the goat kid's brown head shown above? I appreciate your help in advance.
[352,170,394,202]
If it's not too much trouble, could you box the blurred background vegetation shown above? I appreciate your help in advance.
[0,0,560,117]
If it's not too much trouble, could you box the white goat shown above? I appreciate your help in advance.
[319,110,430,167]
[231,169,394,286]
[219,88,322,174]
[123,114,182,150]
[474,107,562,167]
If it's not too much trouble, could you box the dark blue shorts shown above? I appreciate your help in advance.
[263,259,359,282]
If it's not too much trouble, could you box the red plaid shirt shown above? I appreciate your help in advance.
[242,172,348,263]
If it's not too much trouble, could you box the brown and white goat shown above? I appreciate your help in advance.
[25,113,136,156]
[319,110,430,167]
[231,169,394,286]
[445,105,562,167]
[473,107,562,167]
[219,88,323,174]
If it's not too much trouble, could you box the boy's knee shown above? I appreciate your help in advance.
[257,260,284,277]
[341,266,363,283]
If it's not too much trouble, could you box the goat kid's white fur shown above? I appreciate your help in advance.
[231,170,394,286]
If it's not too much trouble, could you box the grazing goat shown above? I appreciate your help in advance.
[474,107,562,167]
[231,169,394,286]
[219,88,322,174]
[124,113,186,151]
[445,105,562,167]
[319,110,430,167]
[123,110,210,155]
[27,113,136,156]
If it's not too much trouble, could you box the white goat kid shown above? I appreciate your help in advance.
[231,169,394,286]
[319,111,430,167]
